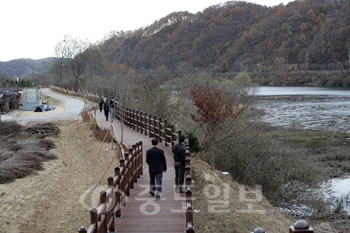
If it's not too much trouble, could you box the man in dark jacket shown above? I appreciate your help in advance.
[146,138,167,200]
[97,95,104,112]
[103,98,110,121]
[172,135,186,193]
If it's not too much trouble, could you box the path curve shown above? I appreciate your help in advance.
[1,88,85,123]
[0,89,116,233]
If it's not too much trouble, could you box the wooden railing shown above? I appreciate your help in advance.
[50,86,195,232]
[51,85,119,100]
[51,85,178,147]
[114,106,177,147]
[78,142,143,233]
[184,138,195,233]
[52,86,316,233]
[251,219,314,232]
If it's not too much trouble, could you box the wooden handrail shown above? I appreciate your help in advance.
[51,85,177,148]
[184,136,195,233]
[78,142,143,233]
[51,86,194,232]
[53,86,317,233]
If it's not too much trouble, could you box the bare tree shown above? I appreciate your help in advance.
[54,35,89,88]
[53,41,69,84]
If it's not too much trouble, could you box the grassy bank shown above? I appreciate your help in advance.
[193,124,350,232]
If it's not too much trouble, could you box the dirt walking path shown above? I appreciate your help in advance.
[0,120,117,233]
[0,90,117,233]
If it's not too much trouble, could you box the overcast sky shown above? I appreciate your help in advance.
[0,0,292,62]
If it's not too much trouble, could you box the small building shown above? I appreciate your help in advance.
[22,88,42,111]
[0,89,20,113]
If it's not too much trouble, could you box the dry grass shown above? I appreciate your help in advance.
[0,121,59,184]
[191,156,294,233]
[191,123,350,233]
[191,155,345,233]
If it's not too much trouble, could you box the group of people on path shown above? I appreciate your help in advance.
[97,94,115,122]
[146,135,187,200]
[98,94,187,200]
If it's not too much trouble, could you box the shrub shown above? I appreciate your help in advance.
[0,122,57,184]
[185,131,201,153]
[88,118,97,130]
[93,127,112,142]
[0,121,23,135]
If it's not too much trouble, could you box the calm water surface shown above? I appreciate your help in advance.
[255,86,350,214]
[254,86,350,132]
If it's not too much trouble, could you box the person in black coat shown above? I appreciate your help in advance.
[172,135,186,193]
[109,99,115,122]
[103,98,110,121]
[97,95,104,112]
[146,138,167,200]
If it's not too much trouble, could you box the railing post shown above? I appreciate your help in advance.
[186,205,195,233]
[185,165,191,177]
[114,166,122,218]
[178,130,182,143]
[164,120,168,145]
[132,145,138,183]
[139,141,143,176]
[171,125,175,147]
[185,187,192,206]
[153,115,157,138]
[139,111,143,134]
[148,114,152,137]
[185,175,192,188]
[289,220,314,233]
[134,143,140,178]
[144,112,148,135]
[108,175,114,187]
[78,226,87,233]
[120,158,125,168]
[251,227,265,233]
[185,157,191,167]
[158,117,162,142]
[114,166,120,176]
[132,109,136,130]
[124,108,128,127]
[126,108,130,127]
[90,207,98,225]
[107,175,117,229]
[129,147,135,189]
[100,190,107,233]
[120,157,127,198]
[137,110,140,132]
[124,153,131,196]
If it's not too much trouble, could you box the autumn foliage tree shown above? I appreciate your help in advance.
[189,76,252,167]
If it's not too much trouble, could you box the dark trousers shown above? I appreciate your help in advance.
[99,103,103,112]
[104,110,109,121]
[149,172,163,196]
[174,162,185,192]
[110,108,115,121]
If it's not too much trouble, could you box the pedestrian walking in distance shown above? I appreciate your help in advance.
[97,95,104,112]
[103,98,110,121]
[146,138,167,200]
[109,99,115,122]
[172,135,186,193]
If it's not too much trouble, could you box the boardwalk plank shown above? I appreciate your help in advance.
[96,111,186,233]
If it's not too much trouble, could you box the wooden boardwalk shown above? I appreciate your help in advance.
[95,110,187,233]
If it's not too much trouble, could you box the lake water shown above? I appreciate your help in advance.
[254,86,350,132]
[254,86,350,214]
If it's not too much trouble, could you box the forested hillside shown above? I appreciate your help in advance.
[100,0,350,76]
[0,58,52,78]
[1,0,349,87]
